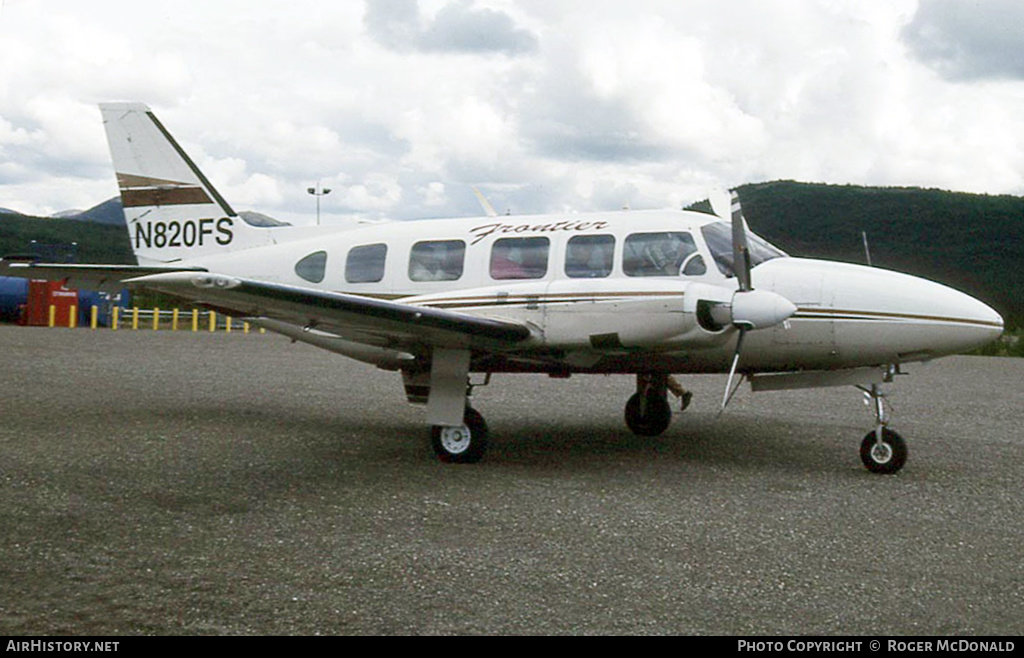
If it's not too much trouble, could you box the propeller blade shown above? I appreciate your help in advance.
[717,190,792,413]
[720,327,747,412]
[730,190,752,292]
[708,189,731,220]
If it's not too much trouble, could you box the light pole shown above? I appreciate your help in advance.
[307,182,331,225]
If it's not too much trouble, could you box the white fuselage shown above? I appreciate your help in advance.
[172,208,1004,375]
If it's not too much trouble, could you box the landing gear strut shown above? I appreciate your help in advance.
[858,381,907,474]
[624,373,674,437]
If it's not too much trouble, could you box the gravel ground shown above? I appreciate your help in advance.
[0,326,1022,636]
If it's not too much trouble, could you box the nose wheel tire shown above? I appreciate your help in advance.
[431,407,488,464]
[625,392,673,437]
[860,428,907,475]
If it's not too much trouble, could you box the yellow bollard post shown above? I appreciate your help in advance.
[243,321,250,334]
[132,307,139,330]
[112,306,119,331]
[191,309,199,332]
[69,305,77,328]
[172,308,180,331]
[209,310,217,332]
[48,305,56,328]
[90,305,98,329]
[225,316,232,334]
[153,307,160,331]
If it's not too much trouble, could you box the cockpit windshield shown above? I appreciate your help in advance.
[700,222,787,279]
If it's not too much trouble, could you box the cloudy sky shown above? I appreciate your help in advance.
[2,0,1023,224]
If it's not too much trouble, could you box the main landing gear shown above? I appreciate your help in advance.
[624,374,691,437]
[416,348,491,464]
[858,381,907,475]
[431,406,488,464]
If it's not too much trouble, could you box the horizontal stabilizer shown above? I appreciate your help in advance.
[0,260,206,292]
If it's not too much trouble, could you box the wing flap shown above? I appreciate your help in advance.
[126,271,534,351]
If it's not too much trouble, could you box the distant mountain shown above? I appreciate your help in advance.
[238,210,291,227]
[55,198,291,228]
[63,198,127,225]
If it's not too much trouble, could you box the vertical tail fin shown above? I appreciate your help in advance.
[99,102,271,265]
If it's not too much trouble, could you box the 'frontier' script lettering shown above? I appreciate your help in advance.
[468,220,610,245]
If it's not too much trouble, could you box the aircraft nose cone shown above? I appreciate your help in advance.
[757,258,1004,364]
[830,264,1004,359]
[948,291,1005,348]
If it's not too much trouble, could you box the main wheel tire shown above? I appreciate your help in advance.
[431,407,488,464]
[860,428,907,475]
[624,392,673,437]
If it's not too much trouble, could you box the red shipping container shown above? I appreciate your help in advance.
[26,280,79,327]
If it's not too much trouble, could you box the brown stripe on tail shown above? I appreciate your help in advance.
[116,173,213,208]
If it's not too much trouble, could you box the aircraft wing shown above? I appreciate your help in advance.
[126,271,534,356]
[0,260,207,292]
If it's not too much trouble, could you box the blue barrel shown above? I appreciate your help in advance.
[0,276,29,323]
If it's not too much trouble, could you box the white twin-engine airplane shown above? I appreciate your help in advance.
[2,103,1005,473]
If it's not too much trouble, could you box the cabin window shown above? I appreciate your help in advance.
[623,232,699,277]
[294,251,327,283]
[682,254,707,276]
[409,240,466,282]
[565,235,614,278]
[700,223,787,278]
[490,237,549,280]
[345,243,387,283]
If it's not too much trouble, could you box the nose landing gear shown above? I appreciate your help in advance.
[858,381,907,474]
[860,427,907,474]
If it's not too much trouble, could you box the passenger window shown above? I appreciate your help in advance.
[623,232,698,277]
[565,235,614,278]
[490,237,549,280]
[409,240,466,282]
[294,251,327,283]
[345,243,387,283]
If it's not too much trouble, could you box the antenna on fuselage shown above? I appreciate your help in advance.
[861,231,873,267]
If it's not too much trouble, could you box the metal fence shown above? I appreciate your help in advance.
[47,305,265,334]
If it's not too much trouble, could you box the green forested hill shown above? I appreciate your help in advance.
[738,181,1022,328]
[0,211,134,264]
[3,181,1022,326]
